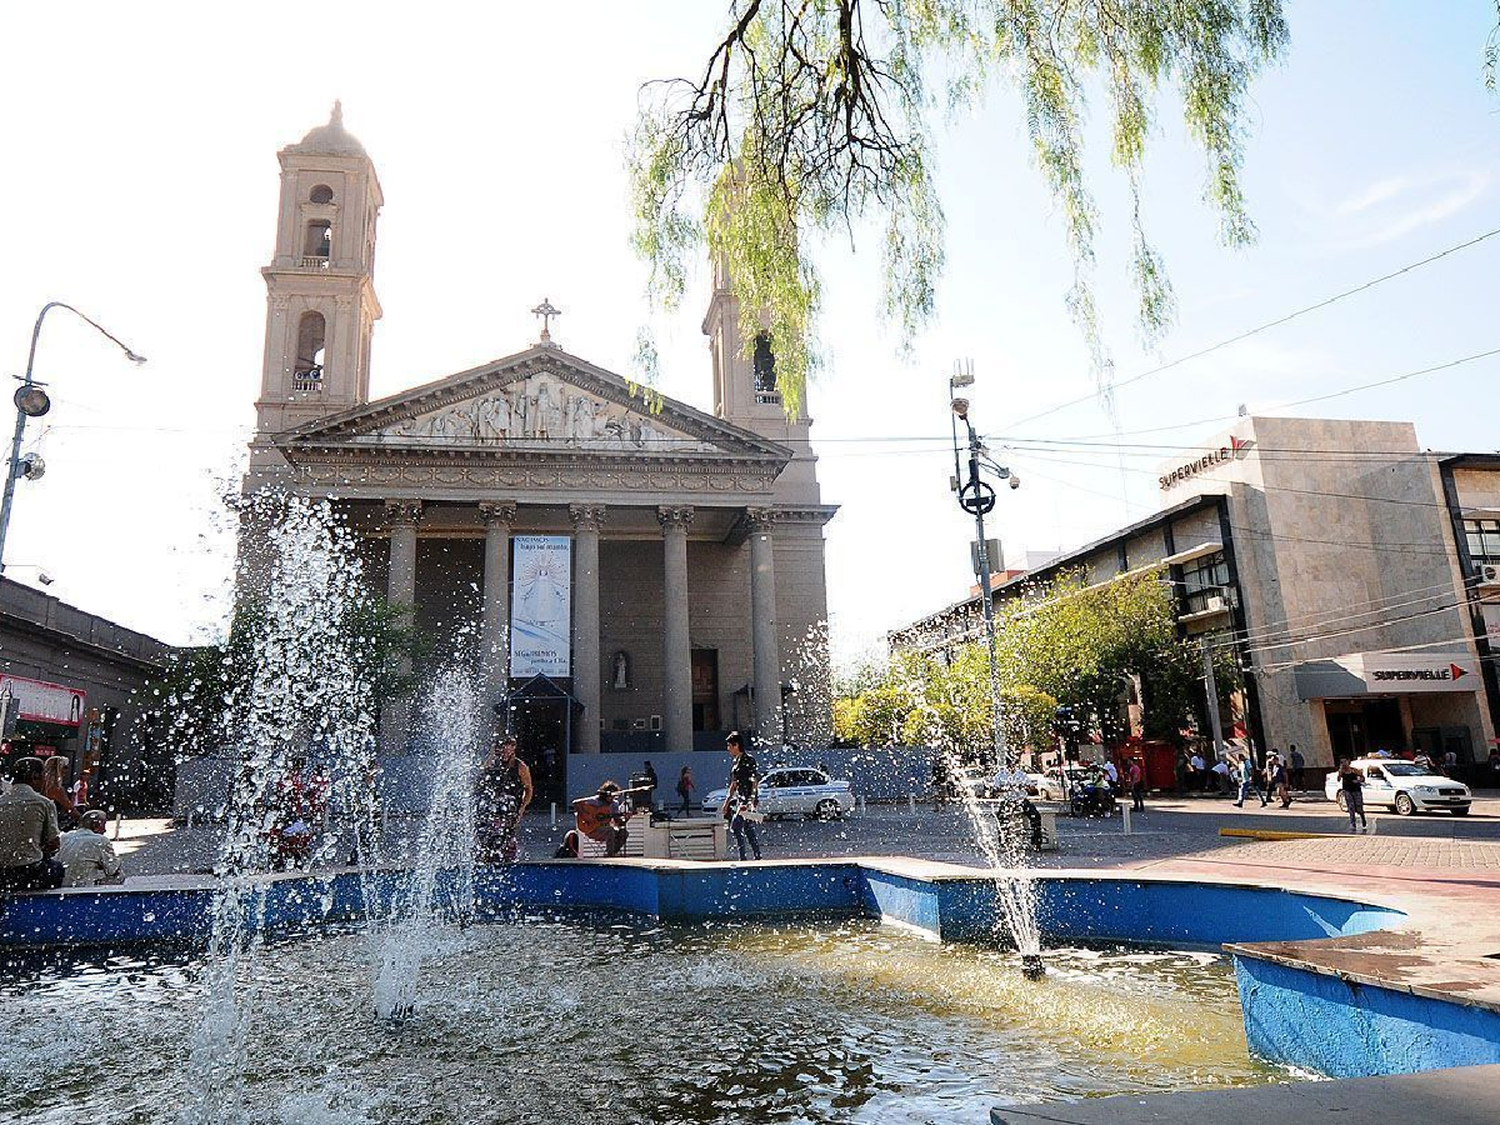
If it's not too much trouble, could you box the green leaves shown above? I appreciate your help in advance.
[631,0,1287,405]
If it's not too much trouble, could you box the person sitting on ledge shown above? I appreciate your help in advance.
[0,757,65,892]
[58,809,123,888]
[555,781,632,858]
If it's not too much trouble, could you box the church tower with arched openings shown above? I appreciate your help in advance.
[701,254,823,507]
[254,102,382,437]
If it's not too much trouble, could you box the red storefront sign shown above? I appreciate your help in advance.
[0,673,87,728]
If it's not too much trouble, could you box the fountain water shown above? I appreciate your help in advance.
[181,492,381,1124]
[894,658,1045,973]
[372,651,485,1021]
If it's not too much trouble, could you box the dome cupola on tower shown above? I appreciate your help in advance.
[285,100,367,157]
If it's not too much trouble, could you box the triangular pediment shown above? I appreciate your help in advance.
[276,345,789,463]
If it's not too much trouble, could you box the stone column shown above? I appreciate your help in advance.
[382,499,422,756]
[479,501,517,726]
[569,504,606,754]
[747,507,781,746]
[659,506,695,752]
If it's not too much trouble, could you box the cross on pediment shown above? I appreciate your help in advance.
[531,298,562,347]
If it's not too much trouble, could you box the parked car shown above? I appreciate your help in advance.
[701,766,854,820]
[1325,758,1472,816]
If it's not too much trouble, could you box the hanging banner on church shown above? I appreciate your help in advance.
[510,536,572,678]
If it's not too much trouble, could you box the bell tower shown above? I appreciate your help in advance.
[702,254,821,504]
[255,102,382,435]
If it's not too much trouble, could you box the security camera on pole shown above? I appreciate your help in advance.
[947,362,1020,775]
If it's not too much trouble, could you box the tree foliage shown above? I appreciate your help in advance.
[137,595,429,760]
[631,0,1289,407]
[834,565,1242,761]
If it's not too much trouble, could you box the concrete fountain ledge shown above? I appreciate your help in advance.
[2,855,1498,1080]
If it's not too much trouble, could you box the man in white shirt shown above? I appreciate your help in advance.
[57,810,123,887]
[1101,759,1119,787]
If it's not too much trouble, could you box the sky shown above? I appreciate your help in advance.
[1,1,1497,669]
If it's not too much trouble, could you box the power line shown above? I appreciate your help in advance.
[997,225,1500,432]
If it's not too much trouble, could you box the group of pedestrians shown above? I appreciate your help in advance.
[477,729,767,864]
[1230,747,1300,809]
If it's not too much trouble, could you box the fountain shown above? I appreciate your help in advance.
[0,501,1377,1124]
[372,652,485,1021]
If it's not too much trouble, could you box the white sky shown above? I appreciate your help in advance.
[2,2,1498,670]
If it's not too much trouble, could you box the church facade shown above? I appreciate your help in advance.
[243,107,836,796]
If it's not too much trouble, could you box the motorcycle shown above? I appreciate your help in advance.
[1066,770,1117,818]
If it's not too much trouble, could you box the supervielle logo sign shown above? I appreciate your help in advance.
[1371,663,1468,684]
[1158,435,1252,492]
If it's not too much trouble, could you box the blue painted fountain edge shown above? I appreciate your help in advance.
[10,860,1490,1081]
[1232,955,1500,1077]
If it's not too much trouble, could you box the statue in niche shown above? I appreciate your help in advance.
[611,651,631,690]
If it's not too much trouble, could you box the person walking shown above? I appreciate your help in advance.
[1268,751,1292,808]
[676,766,695,815]
[1125,757,1145,812]
[1338,758,1368,833]
[721,732,762,861]
[1288,745,1306,793]
[1233,753,1267,808]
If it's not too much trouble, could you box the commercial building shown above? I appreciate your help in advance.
[241,107,836,803]
[0,577,172,809]
[892,416,1499,771]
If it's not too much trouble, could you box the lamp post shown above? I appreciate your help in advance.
[948,375,1019,773]
[0,302,146,575]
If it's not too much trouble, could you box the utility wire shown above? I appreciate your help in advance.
[997,226,1500,432]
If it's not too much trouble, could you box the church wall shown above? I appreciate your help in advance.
[598,540,668,738]
[686,540,754,733]
[774,525,834,745]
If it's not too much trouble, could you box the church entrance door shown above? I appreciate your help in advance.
[692,649,720,734]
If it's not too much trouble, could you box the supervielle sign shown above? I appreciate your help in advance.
[1159,435,1252,492]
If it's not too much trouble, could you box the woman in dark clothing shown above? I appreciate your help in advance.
[475,736,532,863]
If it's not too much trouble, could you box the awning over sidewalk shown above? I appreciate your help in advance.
[1294,652,1481,701]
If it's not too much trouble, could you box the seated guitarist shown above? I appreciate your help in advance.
[562,781,631,858]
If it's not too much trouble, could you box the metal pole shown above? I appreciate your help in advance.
[966,419,1008,772]
[1201,636,1225,763]
[0,302,145,575]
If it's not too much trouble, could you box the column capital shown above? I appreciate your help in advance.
[384,499,423,527]
[746,506,780,533]
[479,500,518,528]
[657,505,695,532]
[569,503,607,532]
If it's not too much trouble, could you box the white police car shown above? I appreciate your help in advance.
[1326,757,1472,816]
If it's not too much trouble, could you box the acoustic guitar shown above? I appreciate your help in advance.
[572,786,652,838]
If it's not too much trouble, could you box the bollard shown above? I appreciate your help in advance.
[857,794,866,815]
[1121,804,1133,835]
[112,812,123,840]
[550,802,558,829]
[908,792,916,812]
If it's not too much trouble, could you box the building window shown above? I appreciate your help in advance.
[302,219,332,264]
[1180,551,1230,615]
[309,184,334,204]
[752,333,780,403]
[1465,519,1500,566]
[293,311,326,391]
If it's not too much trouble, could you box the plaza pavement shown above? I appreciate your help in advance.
[111,787,1500,879]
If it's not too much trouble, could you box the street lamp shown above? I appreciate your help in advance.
[947,369,1019,774]
[0,302,147,575]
